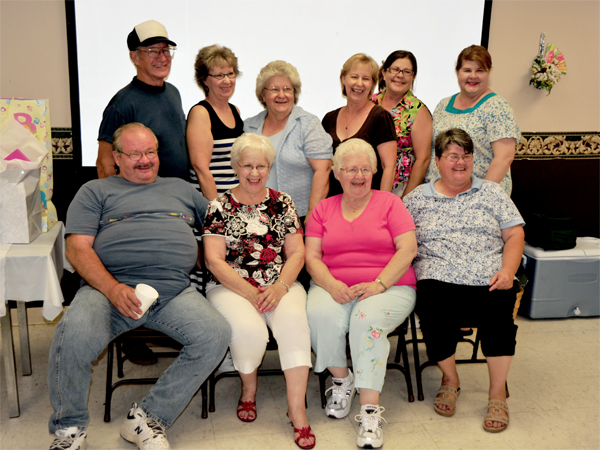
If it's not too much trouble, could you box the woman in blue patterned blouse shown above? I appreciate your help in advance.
[404,128,525,434]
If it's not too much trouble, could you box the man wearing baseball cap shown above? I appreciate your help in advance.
[95,20,191,369]
[96,20,189,181]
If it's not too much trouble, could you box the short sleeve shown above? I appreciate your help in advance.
[305,199,326,238]
[486,183,524,229]
[98,104,127,143]
[202,198,227,236]
[386,195,416,238]
[484,97,521,144]
[65,182,103,237]
[301,113,333,160]
[370,107,397,148]
[280,192,304,235]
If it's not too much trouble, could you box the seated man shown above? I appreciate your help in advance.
[48,123,231,450]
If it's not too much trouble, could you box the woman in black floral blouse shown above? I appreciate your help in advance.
[203,133,315,449]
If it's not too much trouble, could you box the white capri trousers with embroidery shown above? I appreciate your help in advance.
[307,283,416,392]
[206,282,312,374]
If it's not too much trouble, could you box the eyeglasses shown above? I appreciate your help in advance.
[138,47,176,59]
[441,154,473,162]
[237,162,269,173]
[118,150,159,161]
[264,86,294,94]
[340,167,373,176]
[387,67,414,77]
[208,72,237,80]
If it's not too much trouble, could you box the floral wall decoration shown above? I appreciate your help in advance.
[530,32,567,95]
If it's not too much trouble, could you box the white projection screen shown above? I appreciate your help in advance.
[66,0,490,167]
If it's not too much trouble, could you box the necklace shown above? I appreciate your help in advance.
[344,103,368,130]
[342,193,371,213]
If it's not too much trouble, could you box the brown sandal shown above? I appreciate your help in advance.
[483,399,509,432]
[433,385,460,417]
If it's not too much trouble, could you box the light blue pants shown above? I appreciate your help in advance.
[48,285,231,432]
[307,283,416,392]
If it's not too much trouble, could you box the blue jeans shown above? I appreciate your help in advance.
[48,285,231,432]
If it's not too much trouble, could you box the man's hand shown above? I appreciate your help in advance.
[108,283,143,319]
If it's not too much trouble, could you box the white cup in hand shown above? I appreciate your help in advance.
[134,284,159,318]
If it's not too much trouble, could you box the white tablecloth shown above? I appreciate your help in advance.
[0,221,66,320]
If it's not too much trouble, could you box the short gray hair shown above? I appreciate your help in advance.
[112,122,158,153]
[332,138,377,176]
[255,60,301,108]
[231,133,276,171]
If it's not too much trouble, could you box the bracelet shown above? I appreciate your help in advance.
[277,279,290,291]
[375,278,388,291]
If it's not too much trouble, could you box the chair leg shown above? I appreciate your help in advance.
[104,341,114,422]
[208,372,216,413]
[409,313,425,401]
[471,330,481,360]
[201,378,208,419]
[116,339,125,378]
[318,370,329,409]
[398,334,415,402]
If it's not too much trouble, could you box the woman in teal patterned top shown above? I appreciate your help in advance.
[425,45,520,195]
[372,50,432,198]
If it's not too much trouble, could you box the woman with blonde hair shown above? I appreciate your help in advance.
[322,53,397,197]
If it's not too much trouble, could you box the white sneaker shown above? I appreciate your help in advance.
[120,403,170,449]
[355,405,386,449]
[49,427,87,450]
[215,349,236,375]
[324,370,356,419]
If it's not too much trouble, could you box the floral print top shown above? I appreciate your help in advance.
[371,89,427,192]
[425,93,520,195]
[403,176,524,286]
[202,188,302,287]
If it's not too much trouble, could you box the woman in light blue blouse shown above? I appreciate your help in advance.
[244,61,333,225]
[425,45,520,195]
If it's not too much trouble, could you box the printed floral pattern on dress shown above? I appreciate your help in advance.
[203,188,302,287]
[426,94,520,195]
[372,90,425,190]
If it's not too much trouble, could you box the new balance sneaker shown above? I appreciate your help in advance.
[49,427,86,450]
[120,403,170,449]
[324,369,356,419]
[355,405,387,449]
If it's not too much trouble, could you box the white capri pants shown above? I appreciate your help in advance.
[206,282,312,374]
[307,283,416,392]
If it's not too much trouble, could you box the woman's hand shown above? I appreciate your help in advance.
[489,268,514,291]
[351,281,384,301]
[328,280,356,304]
[255,283,287,312]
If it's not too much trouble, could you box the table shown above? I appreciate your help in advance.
[1,222,66,417]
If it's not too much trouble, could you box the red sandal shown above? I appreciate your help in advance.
[236,399,256,422]
[292,425,316,449]
[287,412,315,449]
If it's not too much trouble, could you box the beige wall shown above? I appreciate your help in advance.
[1,0,71,126]
[488,0,600,131]
[1,0,598,131]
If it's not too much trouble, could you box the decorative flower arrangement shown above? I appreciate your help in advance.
[530,34,567,95]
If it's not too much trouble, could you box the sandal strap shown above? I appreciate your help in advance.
[237,401,256,412]
[485,399,509,425]
[434,385,460,407]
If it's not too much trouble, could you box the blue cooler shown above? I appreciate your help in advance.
[520,237,600,318]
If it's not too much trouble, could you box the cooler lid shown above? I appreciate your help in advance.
[523,237,600,259]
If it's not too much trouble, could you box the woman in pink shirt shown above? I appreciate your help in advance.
[305,138,417,449]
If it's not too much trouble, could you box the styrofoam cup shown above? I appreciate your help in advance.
[135,284,159,318]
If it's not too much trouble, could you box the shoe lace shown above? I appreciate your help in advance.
[51,430,84,450]
[325,383,346,403]
[355,406,387,431]
[141,418,168,444]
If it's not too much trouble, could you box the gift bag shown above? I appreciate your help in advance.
[0,117,48,243]
[0,98,57,232]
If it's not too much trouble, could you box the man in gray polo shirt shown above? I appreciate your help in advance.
[48,123,230,450]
